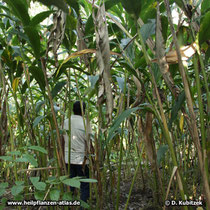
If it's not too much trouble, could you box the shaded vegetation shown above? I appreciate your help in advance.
[0,0,209,209]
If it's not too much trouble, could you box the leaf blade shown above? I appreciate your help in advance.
[50,189,60,201]
[33,116,45,128]
[24,26,41,59]
[61,178,80,188]
[37,0,68,13]
[28,146,48,154]
[30,10,55,26]
[4,0,30,26]
[11,186,24,196]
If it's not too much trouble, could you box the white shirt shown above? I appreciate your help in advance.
[63,115,89,165]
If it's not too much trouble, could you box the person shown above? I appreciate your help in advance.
[63,101,90,203]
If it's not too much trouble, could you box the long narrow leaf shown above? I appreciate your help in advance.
[29,66,45,92]
[30,10,55,26]
[4,0,30,26]
[169,91,185,129]
[24,26,41,59]
[37,0,68,13]
[28,146,48,154]
[33,116,45,128]
[107,107,139,142]
[51,81,67,99]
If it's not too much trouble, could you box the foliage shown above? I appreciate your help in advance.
[0,0,209,209]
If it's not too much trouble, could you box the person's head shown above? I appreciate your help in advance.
[73,101,86,116]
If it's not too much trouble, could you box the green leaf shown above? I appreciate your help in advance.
[119,60,139,79]
[0,188,6,197]
[30,177,46,191]
[161,16,168,44]
[169,63,179,78]
[28,146,48,154]
[29,66,45,92]
[152,63,161,85]
[105,0,121,10]
[107,107,140,142]
[0,49,4,57]
[15,181,24,186]
[22,154,38,167]
[62,192,73,200]
[62,178,80,188]
[30,177,40,185]
[140,19,156,43]
[140,0,157,23]
[30,10,55,26]
[11,185,24,196]
[59,175,69,181]
[157,145,168,165]
[37,0,68,13]
[14,194,24,201]
[108,128,122,145]
[115,76,126,93]
[51,81,66,99]
[199,11,210,45]
[0,197,7,210]
[33,116,45,128]
[7,151,21,156]
[201,0,210,15]
[66,0,79,15]
[0,183,8,189]
[15,157,28,163]
[80,178,98,183]
[0,156,13,161]
[107,104,154,142]
[0,183,7,196]
[35,100,46,113]
[4,0,30,26]
[54,61,81,79]
[34,191,45,200]
[121,0,142,18]
[50,189,60,201]
[89,75,99,89]
[46,176,59,184]
[205,46,210,65]
[24,26,41,59]
[169,91,185,129]
[121,38,135,62]
[80,200,89,209]
[85,15,94,38]
[33,182,46,191]
[46,175,56,182]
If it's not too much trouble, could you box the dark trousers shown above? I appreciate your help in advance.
[66,164,90,203]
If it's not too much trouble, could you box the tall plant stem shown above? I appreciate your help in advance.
[124,144,145,210]
[189,21,210,111]
[135,18,187,209]
[193,55,209,181]
[67,69,72,174]
[2,74,24,148]
[23,65,47,179]
[6,98,18,181]
[115,89,126,210]
[23,66,39,139]
[115,120,124,210]
[163,0,210,207]
[95,104,103,209]
[40,58,66,174]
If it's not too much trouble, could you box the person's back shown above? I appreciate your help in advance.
[63,101,90,204]
[64,115,86,165]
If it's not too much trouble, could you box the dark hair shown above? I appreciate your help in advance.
[73,101,86,115]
